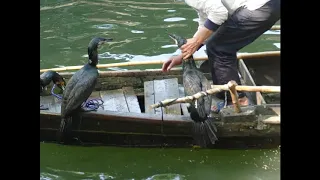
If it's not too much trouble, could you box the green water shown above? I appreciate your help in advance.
[40,0,281,179]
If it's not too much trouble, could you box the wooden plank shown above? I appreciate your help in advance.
[178,84,190,116]
[153,78,181,115]
[238,59,266,105]
[100,89,129,112]
[122,87,141,113]
[144,81,155,114]
[52,95,62,113]
[40,96,58,113]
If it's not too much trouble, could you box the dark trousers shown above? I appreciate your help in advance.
[206,0,280,100]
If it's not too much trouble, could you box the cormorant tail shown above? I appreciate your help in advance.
[189,105,218,147]
[189,102,206,122]
[57,117,73,143]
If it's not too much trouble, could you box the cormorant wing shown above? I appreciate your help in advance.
[61,71,98,116]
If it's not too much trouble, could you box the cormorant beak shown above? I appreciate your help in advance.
[167,34,178,45]
[98,38,113,47]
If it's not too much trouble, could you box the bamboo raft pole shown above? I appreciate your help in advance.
[40,50,280,73]
[150,82,280,109]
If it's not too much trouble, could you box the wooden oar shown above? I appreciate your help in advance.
[40,50,280,73]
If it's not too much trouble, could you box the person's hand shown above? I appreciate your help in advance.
[162,54,183,72]
[180,37,201,59]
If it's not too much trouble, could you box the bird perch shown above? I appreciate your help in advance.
[149,82,280,109]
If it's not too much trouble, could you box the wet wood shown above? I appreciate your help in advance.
[100,89,129,112]
[153,78,181,115]
[144,81,155,114]
[179,84,190,116]
[122,87,141,113]
[40,105,280,139]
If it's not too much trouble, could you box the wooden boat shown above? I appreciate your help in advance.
[40,51,280,148]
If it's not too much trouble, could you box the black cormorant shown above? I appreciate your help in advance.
[57,37,112,144]
[40,71,66,110]
[168,33,218,147]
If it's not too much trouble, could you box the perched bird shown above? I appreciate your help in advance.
[40,71,66,110]
[168,33,218,147]
[57,37,112,144]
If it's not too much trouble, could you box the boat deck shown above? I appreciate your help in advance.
[41,78,197,117]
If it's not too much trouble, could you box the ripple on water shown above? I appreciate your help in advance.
[263,30,280,35]
[167,9,176,12]
[161,44,177,48]
[144,173,185,180]
[41,167,116,180]
[131,30,144,34]
[164,17,186,22]
[92,24,117,30]
[273,43,280,49]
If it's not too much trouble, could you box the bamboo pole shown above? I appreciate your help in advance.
[211,85,280,93]
[150,82,280,109]
[228,81,241,113]
[40,50,280,73]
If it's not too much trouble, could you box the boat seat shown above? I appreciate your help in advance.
[144,78,182,115]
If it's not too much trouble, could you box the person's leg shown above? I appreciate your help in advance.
[206,0,280,106]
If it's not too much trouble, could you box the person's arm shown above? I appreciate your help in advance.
[193,1,229,51]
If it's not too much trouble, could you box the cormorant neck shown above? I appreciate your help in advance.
[182,56,197,70]
[88,50,98,66]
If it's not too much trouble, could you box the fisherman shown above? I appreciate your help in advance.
[162,0,280,111]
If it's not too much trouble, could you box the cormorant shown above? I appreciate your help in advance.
[168,33,218,147]
[40,71,66,110]
[57,37,112,144]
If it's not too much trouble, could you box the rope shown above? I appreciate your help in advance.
[50,84,104,111]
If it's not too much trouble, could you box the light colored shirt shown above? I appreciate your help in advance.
[185,0,270,28]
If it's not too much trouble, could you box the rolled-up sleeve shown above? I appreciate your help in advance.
[204,0,228,31]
